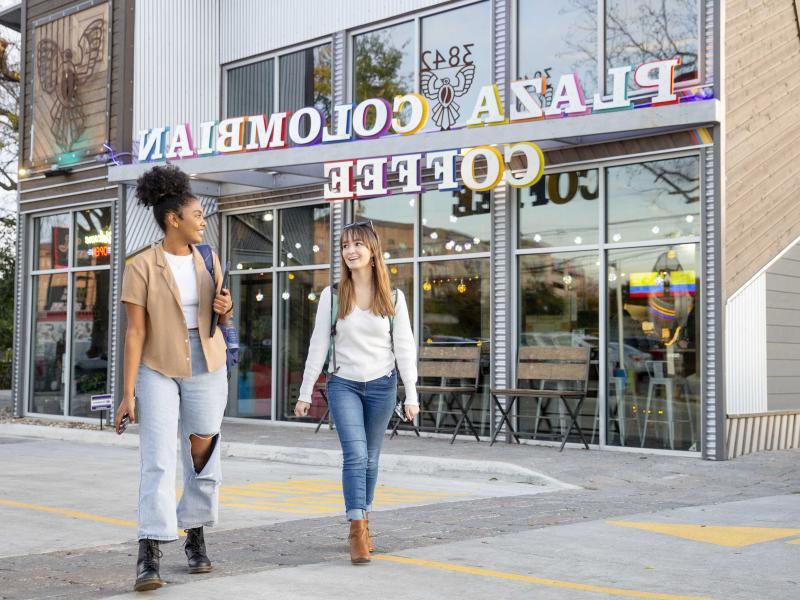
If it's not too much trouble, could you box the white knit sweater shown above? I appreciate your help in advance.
[298,286,418,405]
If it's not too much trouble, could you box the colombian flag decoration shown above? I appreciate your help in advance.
[629,272,663,298]
[670,270,696,296]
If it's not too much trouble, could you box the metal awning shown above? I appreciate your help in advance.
[108,99,721,196]
[0,4,21,32]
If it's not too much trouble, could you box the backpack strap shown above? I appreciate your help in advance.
[196,243,215,281]
[329,283,339,373]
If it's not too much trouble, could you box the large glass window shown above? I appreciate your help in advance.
[419,1,491,131]
[421,189,491,256]
[29,207,112,418]
[518,1,597,102]
[277,268,330,422]
[75,207,112,268]
[279,205,330,267]
[420,258,490,433]
[228,272,273,419]
[519,169,599,249]
[607,157,700,244]
[229,211,274,271]
[606,0,700,89]
[607,244,700,451]
[279,44,332,120]
[353,21,415,104]
[70,270,110,416]
[353,195,415,260]
[30,273,68,415]
[227,59,274,117]
[518,252,600,443]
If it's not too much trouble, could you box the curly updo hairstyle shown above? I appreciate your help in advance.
[135,164,196,232]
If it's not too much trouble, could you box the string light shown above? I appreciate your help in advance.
[288,273,295,280]
[423,281,432,292]
[255,290,264,302]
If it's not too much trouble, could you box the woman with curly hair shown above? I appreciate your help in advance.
[295,220,418,565]
[116,164,232,591]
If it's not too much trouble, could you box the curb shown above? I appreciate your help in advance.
[0,423,577,491]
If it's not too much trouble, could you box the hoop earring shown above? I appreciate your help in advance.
[371,258,375,267]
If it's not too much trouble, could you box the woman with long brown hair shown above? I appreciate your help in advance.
[295,220,418,564]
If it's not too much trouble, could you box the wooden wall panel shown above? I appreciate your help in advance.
[725,0,800,297]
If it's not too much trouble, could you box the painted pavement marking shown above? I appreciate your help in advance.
[607,521,800,548]
[373,554,712,600]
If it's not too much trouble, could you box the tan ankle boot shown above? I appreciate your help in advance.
[348,520,371,564]
[365,512,375,552]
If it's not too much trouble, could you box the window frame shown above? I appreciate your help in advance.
[221,36,334,120]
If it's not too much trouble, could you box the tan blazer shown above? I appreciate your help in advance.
[121,243,227,378]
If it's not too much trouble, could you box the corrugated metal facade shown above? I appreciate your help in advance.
[219,0,449,64]
[125,187,221,256]
[132,0,220,142]
[725,273,768,414]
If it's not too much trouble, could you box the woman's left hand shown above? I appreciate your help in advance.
[404,403,419,422]
[213,288,233,315]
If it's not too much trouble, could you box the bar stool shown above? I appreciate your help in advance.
[640,361,674,449]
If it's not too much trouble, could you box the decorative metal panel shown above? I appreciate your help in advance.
[330,30,346,282]
[725,274,768,414]
[11,211,25,417]
[31,1,110,167]
[490,0,511,437]
[703,143,723,459]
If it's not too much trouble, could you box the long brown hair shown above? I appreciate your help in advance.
[337,222,395,320]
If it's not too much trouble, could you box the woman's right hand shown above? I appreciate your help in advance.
[294,400,311,418]
[115,395,136,433]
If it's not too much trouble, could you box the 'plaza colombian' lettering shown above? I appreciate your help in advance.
[137,58,683,197]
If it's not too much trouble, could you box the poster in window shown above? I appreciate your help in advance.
[51,226,69,269]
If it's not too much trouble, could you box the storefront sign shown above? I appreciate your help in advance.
[136,57,683,197]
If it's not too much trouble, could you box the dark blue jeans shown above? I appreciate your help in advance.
[326,370,397,520]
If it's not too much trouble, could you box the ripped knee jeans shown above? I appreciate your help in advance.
[135,329,228,541]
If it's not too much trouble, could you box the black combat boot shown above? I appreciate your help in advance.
[134,539,164,592]
[184,527,212,573]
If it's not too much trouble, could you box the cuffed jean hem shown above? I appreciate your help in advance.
[137,534,179,543]
[178,519,218,530]
[347,509,367,521]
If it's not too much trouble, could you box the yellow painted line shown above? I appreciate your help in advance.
[608,521,800,548]
[0,498,186,536]
[787,538,800,545]
[373,554,711,600]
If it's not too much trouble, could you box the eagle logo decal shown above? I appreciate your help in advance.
[36,18,105,152]
[420,64,475,131]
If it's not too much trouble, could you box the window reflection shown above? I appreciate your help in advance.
[421,258,490,434]
[229,212,274,271]
[518,252,599,443]
[607,244,700,451]
[228,272,272,419]
[519,169,599,249]
[75,207,112,268]
[606,0,700,90]
[607,157,700,244]
[279,44,332,120]
[421,189,491,256]
[354,21,415,103]
[35,213,70,270]
[387,262,414,319]
[30,273,68,415]
[353,195,415,260]
[518,1,597,102]
[420,1,491,131]
[279,205,330,267]
[70,270,109,416]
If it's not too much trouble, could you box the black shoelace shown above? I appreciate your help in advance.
[142,541,163,571]
[184,530,205,556]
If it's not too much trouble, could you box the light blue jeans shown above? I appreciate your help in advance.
[136,329,228,541]
[326,370,397,521]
